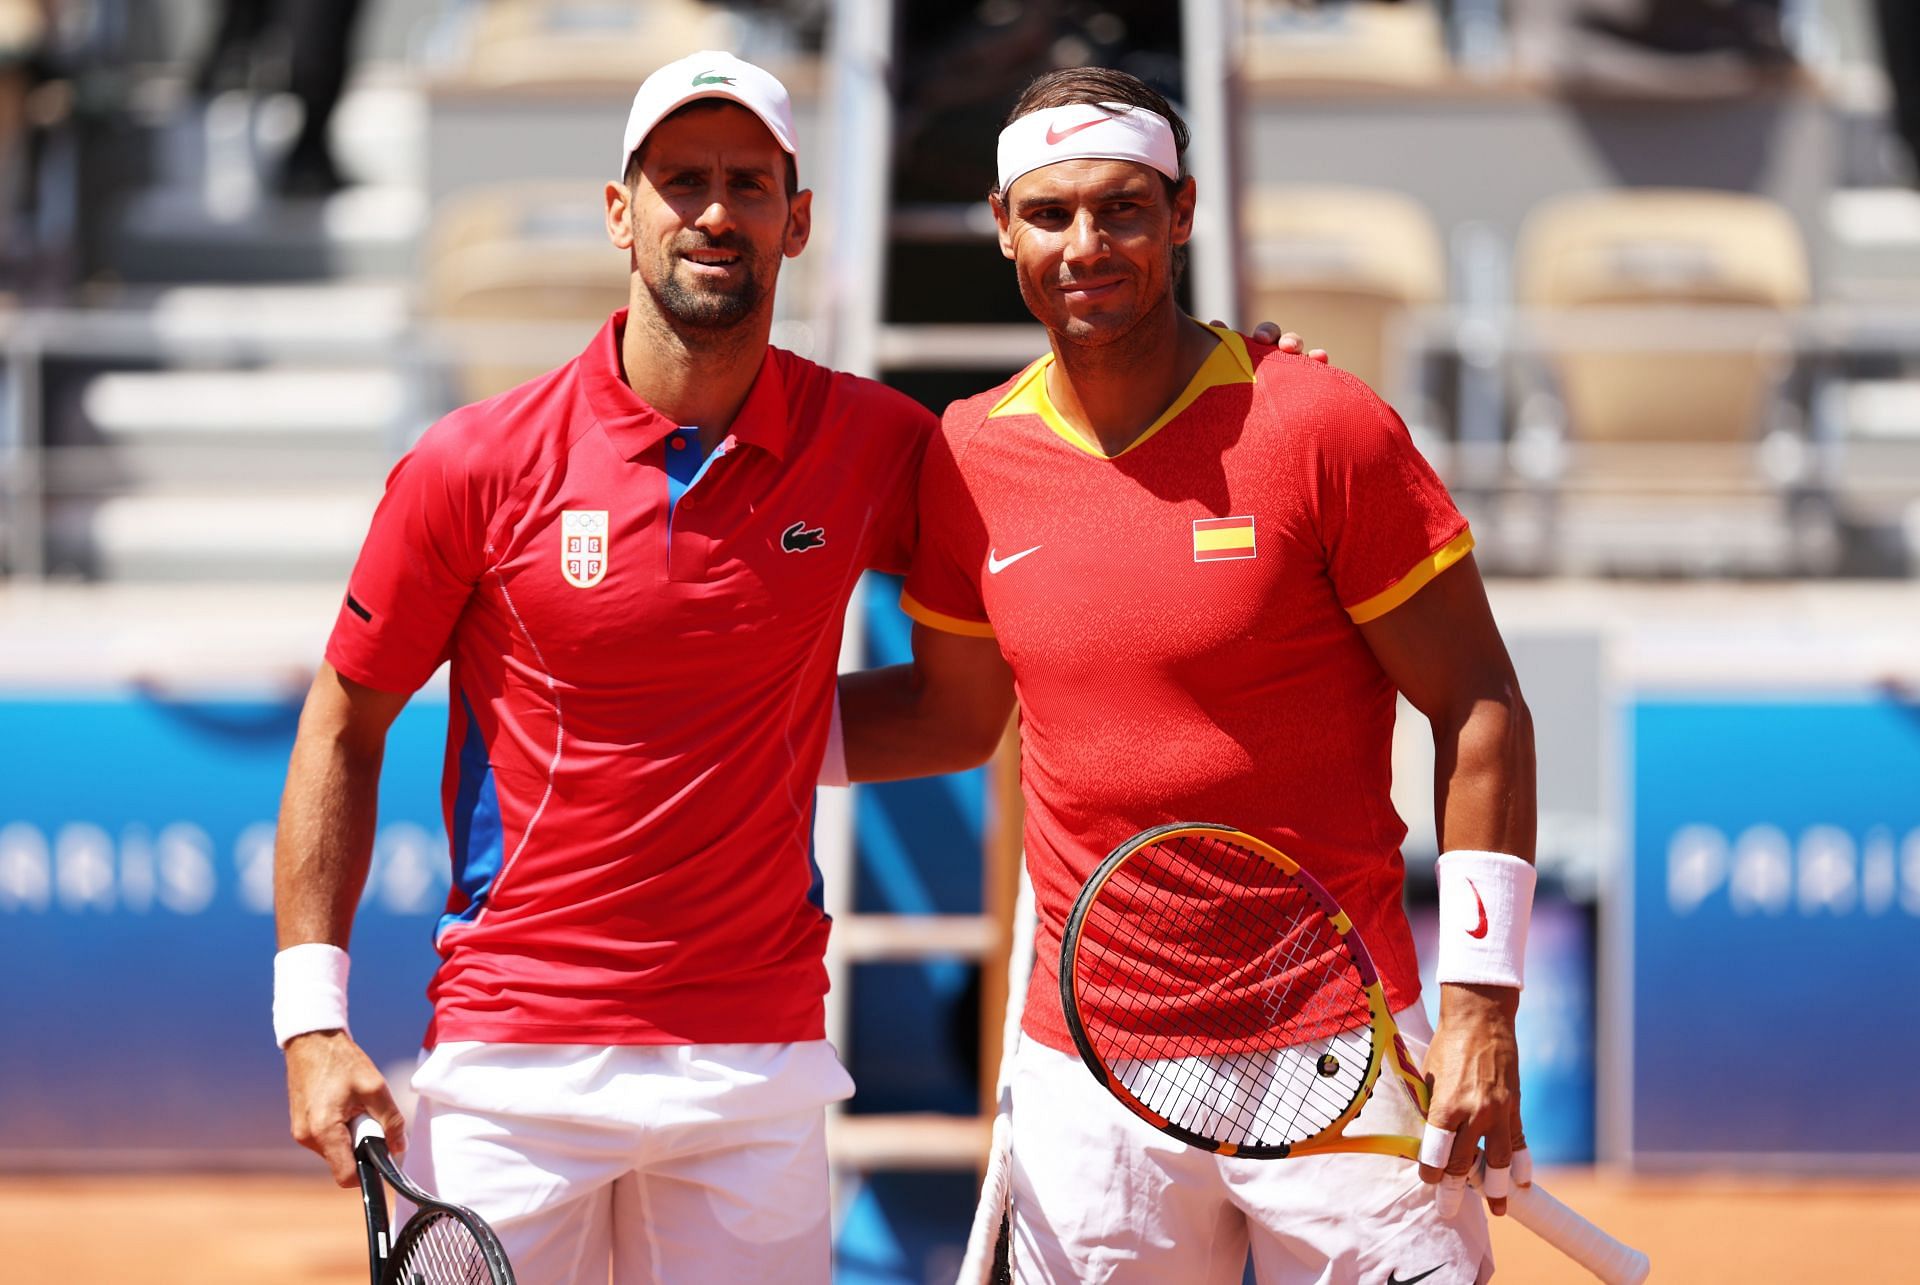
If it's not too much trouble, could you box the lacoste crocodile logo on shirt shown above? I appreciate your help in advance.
[782,521,826,553]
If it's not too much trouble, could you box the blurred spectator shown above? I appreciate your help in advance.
[193,0,366,196]
[193,0,271,95]
[1514,0,1793,93]
[1874,0,1919,184]
[1578,0,1790,66]
[282,0,364,195]
[894,1,1182,204]
[0,0,49,284]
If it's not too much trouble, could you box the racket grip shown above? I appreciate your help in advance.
[1507,1179,1650,1284]
[350,1114,386,1148]
[956,1114,1014,1285]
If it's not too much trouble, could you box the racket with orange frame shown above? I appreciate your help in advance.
[1059,822,1649,1284]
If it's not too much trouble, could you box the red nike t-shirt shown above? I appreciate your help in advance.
[327,311,933,1046]
[903,327,1471,1054]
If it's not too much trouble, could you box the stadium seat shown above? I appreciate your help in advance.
[456,0,737,88]
[1517,189,1807,453]
[1243,0,1451,89]
[422,183,630,403]
[1243,184,1446,398]
[1512,189,1817,572]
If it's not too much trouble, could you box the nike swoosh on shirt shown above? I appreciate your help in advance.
[987,545,1042,574]
[1465,878,1489,939]
[1045,117,1107,146]
[1387,1268,1444,1285]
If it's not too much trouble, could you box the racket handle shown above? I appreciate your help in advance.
[956,1114,1014,1285]
[1506,1178,1650,1284]
[350,1114,386,1149]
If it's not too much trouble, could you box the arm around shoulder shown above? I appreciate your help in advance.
[839,623,1015,783]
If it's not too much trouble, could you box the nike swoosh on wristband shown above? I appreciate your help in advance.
[1045,117,1107,146]
[987,545,1042,574]
[1465,877,1489,939]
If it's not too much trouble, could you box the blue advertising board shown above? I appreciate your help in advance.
[0,689,452,1162]
[1627,695,1920,1168]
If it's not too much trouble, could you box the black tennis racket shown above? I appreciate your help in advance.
[351,1115,517,1285]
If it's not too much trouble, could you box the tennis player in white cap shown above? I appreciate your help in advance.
[274,50,916,1285]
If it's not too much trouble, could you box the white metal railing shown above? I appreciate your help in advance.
[1182,0,1248,328]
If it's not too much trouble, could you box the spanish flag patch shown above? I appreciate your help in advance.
[1193,515,1256,562]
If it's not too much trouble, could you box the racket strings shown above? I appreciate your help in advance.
[390,1209,496,1285]
[1074,833,1376,1150]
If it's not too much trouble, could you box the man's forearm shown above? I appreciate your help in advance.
[1432,690,1536,860]
[838,664,1007,783]
[274,729,383,949]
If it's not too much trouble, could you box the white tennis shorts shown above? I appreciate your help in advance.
[1007,1006,1494,1285]
[403,1039,854,1285]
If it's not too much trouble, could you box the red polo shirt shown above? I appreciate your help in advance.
[902,328,1470,1054]
[326,311,933,1046]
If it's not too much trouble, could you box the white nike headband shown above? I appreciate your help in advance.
[995,102,1180,195]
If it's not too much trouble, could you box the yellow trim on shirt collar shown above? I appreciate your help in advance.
[987,323,1256,460]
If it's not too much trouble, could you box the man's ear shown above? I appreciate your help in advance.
[1169,175,1198,247]
[605,181,636,251]
[990,193,1014,262]
[784,187,813,259]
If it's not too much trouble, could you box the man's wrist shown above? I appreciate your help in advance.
[1434,850,1535,989]
[1436,979,1521,1022]
[273,942,351,1048]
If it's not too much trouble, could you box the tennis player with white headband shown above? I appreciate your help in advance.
[837,64,1538,1281]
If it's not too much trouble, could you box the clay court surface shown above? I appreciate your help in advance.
[2,1169,1914,1283]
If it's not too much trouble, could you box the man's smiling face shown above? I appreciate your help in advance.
[619,102,810,330]
[995,157,1195,347]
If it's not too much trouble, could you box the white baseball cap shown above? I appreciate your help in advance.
[619,51,798,176]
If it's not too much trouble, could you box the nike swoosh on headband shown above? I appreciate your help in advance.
[1044,117,1108,146]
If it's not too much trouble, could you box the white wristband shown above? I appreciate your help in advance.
[273,942,350,1048]
[1434,850,1535,990]
[819,689,849,787]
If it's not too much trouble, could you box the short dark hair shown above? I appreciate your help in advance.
[624,99,799,196]
[995,66,1190,201]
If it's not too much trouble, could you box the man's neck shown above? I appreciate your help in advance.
[1046,305,1218,457]
[621,291,771,455]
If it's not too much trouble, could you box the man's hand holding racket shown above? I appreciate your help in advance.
[285,1029,407,1188]
[1420,981,1525,1217]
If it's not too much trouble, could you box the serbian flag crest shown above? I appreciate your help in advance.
[1192,515,1256,562]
